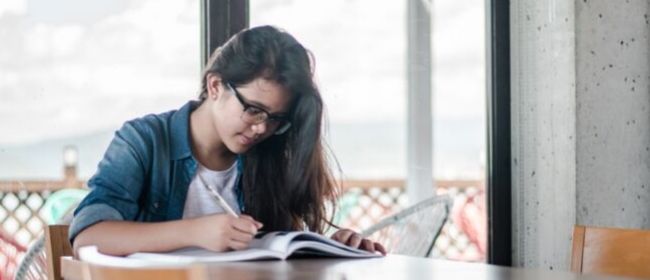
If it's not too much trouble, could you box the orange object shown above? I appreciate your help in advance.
[572,225,650,279]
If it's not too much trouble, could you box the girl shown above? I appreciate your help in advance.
[70,25,386,256]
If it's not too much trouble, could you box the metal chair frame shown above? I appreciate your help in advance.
[361,195,453,257]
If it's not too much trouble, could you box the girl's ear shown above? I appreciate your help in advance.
[206,73,223,100]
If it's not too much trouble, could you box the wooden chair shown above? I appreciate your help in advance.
[571,225,650,279]
[15,224,74,280]
[49,225,198,280]
[16,193,82,280]
[45,225,207,280]
[46,225,74,280]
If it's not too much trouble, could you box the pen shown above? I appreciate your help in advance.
[197,173,239,218]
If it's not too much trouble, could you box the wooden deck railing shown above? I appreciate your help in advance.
[0,180,84,192]
[0,178,486,262]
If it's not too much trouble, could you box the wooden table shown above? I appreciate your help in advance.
[62,255,641,280]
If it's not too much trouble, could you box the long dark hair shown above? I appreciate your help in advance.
[199,26,339,233]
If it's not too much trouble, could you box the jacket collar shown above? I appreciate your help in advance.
[170,100,200,160]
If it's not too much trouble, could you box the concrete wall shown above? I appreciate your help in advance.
[511,0,577,271]
[575,0,650,229]
[511,0,650,271]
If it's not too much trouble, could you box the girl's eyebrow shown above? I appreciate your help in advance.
[239,91,288,115]
[244,97,272,112]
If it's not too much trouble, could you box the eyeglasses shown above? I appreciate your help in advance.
[226,83,292,135]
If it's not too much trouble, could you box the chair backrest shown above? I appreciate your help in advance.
[571,225,650,279]
[15,224,75,280]
[15,191,82,280]
[361,195,453,257]
[46,224,74,280]
[24,223,206,280]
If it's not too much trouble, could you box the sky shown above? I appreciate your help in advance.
[0,0,486,179]
[0,0,199,145]
[251,0,486,124]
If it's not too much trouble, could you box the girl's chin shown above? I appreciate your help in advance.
[225,136,253,154]
[226,144,248,154]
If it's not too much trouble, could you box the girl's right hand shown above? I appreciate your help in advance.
[189,214,263,252]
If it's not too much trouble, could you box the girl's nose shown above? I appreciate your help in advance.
[252,122,267,134]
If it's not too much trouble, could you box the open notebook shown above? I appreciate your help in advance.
[79,231,381,267]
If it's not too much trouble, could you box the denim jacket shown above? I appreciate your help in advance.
[69,101,244,242]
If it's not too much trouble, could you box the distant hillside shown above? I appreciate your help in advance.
[0,120,484,180]
[0,130,114,180]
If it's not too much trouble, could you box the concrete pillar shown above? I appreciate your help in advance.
[406,0,435,204]
[512,0,650,271]
[511,0,577,270]
[575,0,650,228]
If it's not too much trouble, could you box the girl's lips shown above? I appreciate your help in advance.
[239,134,254,145]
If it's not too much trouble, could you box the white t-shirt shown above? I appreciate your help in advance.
[182,161,241,219]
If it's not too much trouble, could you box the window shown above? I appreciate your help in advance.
[251,0,487,261]
[0,0,200,245]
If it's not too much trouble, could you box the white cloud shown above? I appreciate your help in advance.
[23,24,51,57]
[251,0,486,123]
[0,0,199,145]
[52,25,84,56]
[0,0,27,16]
[0,0,487,179]
[23,23,85,58]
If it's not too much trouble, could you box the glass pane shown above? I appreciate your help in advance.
[252,0,486,262]
[0,0,199,246]
[432,0,486,262]
[253,1,407,179]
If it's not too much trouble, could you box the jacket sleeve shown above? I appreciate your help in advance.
[69,121,151,243]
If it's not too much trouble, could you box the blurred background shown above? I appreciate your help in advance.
[0,0,487,274]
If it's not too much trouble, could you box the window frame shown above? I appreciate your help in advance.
[201,0,249,65]
[204,0,513,265]
[486,0,512,266]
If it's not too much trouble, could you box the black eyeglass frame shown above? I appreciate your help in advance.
[226,83,292,135]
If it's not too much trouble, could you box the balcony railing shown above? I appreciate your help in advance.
[1,178,485,263]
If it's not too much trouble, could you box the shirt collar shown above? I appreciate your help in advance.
[170,100,200,160]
